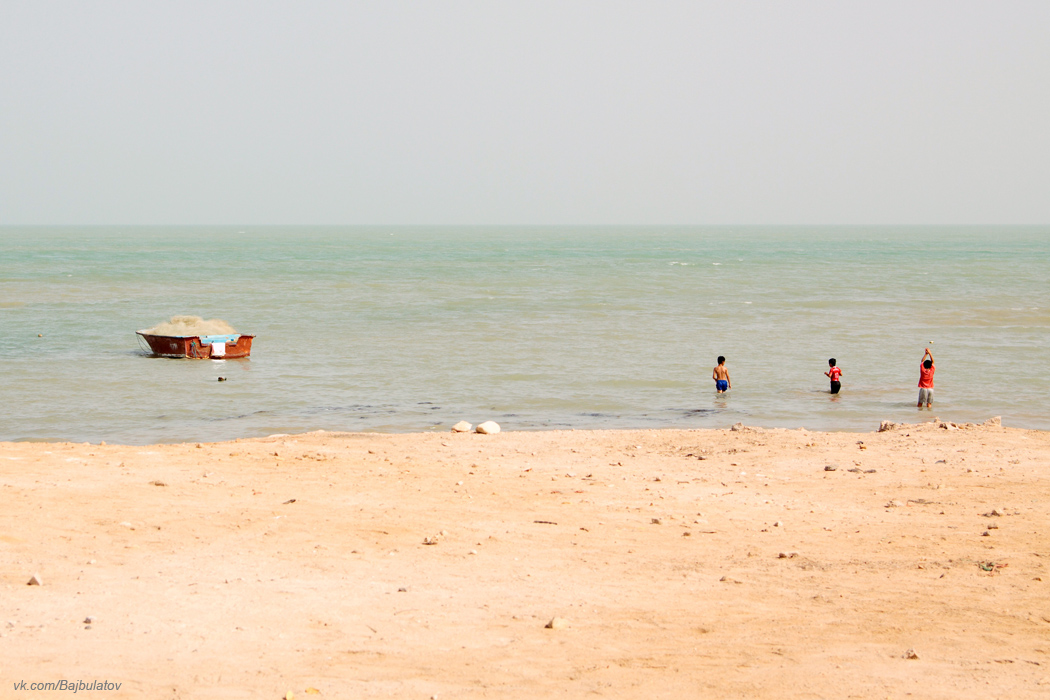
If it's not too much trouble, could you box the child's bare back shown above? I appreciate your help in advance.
[712,356,731,393]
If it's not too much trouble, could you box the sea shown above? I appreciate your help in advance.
[1,226,1048,445]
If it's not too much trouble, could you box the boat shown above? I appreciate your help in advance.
[137,331,255,359]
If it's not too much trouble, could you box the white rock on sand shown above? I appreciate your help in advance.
[451,421,473,433]
[475,421,501,435]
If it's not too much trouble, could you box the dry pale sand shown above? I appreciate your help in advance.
[2,419,1049,699]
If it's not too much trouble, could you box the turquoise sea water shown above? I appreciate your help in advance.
[1,227,1048,444]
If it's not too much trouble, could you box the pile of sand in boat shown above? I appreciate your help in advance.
[142,315,238,337]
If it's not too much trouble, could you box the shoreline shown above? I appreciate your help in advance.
[2,420,1048,698]
[3,413,1026,448]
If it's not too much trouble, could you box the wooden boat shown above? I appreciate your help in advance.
[137,332,254,359]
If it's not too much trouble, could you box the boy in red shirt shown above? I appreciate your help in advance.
[917,348,935,408]
[824,358,842,394]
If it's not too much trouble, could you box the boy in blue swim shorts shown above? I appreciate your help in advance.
[712,356,731,393]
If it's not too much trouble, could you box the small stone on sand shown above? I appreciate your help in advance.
[545,617,568,630]
[451,421,472,433]
[476,421,501,435]
[27,574,42,586]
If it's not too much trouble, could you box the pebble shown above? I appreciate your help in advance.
[475,421,501,435]
[545,617,569,630]
[451,421,473,433]
[83,616,95,624]
[777,552,798,559]
[824,465,837,472]
[773,521,782,527]
[904,648,919,660]
[27,574,42,586]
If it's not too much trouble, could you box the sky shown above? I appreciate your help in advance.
[1,1,1048,225]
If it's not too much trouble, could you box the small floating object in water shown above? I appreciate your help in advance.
[217,377,227,382]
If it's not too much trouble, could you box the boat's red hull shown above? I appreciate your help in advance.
[137,333,254,359]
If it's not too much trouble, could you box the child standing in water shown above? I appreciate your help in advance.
[712,356,731,393]
[917,348,935,408]
[825,358,842,394]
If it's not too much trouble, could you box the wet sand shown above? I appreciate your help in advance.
[2,419,1048,699]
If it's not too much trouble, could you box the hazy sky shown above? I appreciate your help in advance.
[2,1,1048,225]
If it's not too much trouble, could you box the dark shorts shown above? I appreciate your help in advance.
[716,380,728,392]
[830,381,841,394]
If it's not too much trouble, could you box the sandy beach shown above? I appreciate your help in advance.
[2,419,1049,699]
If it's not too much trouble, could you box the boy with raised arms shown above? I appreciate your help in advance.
[918,348,935,408]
